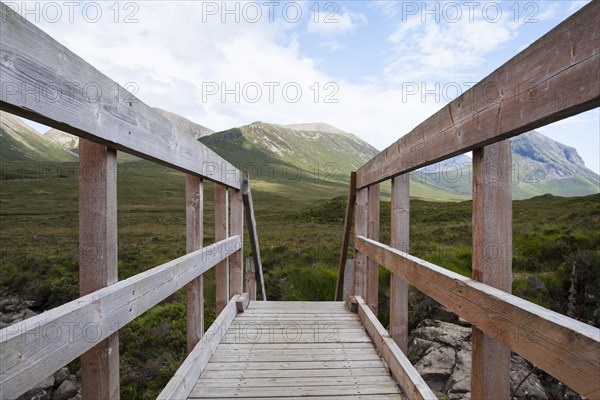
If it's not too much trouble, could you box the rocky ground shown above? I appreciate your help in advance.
[408,300,586,400]
[1,296,82,400]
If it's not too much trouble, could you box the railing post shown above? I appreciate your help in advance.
[390,174,409,353]
[186,175,203,353]
[354,187,368,298]
[366,184,380,315]
[214,184,229,314]
[471,141,512,399]
[78,139,119,400]
[335,172,357,301]
[245,258,257,300]
[230,189,244,296]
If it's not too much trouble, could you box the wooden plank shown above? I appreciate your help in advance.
[209,352,381,362]
[471,141,512,399]
[390,175,410,353]
[355,297,436,400]
[186,175,204,353]
[0,3,240,189]
[245,258,256,300]
[355,1,600,189]
[214,184,229,314]
[189,383,400,398]
[335,172,357,301]
[215,342,376,350]
[343,259,354,305]
[355,236,600,398]
[241,173,266,300]
[236,293,250,313]
[157,298,238,400]
[78,139,119,400]
[193,375,397,388]
[190,396,401,400]
[199,367,389,379]
[354,188,368,298]
[367,184,380,315]
[230,189,244,296]
[0,237,240,400]
[204,360,386,370]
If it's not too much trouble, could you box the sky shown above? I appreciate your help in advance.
[8,0,600,173]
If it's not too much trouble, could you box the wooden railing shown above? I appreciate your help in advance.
[0,2,264,398]
[337,2,600,399]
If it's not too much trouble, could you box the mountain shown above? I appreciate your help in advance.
[0,111,78,162]
[153,108,214,139]
[45,129,79,154]
[416,131,599,199]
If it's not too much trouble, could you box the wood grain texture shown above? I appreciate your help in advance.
[0,2,240,189]
[355,236,600,398]
[214,184,229,314]
[343,259,354,306]
[334,172,356,301]
[355,297,437,400]
[241,173,266,300]
[353,188,368,298]
[186,175,204,353]
[355,1,600,189]
[0,237,240,399]
[366,184,380,315]
[245,258,256,301]
[236,293,250,313]
[230,189,244,297]
[157,298,238,400]
[390,175,410,353]
[78,139,119,400]
[471,142,512,399]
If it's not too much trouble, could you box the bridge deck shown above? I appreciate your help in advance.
[187,301,403,399]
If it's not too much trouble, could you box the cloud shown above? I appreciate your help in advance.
[307,10,367,36]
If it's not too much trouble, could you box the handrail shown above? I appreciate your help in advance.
[355,236,600,398]
[242,172,267,300]
[334,172,356,301]
[0,2,240,189]
[355,1,600,189]
[0,237,241,399]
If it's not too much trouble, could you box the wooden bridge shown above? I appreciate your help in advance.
[1,2,599,399]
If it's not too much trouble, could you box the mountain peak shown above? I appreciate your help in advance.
[282,123,347,135]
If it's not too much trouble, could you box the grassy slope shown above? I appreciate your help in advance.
[1,158,598,397]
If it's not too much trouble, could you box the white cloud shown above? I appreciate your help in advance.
[307,11,367,36]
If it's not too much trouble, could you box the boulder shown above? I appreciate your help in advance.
[54,368,70,386]
[52,380,77,400]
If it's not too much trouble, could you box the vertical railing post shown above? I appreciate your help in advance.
[245,258,257,300]
[390,174,410,352]
[354,187,368,299]
[366,184,380,315]
[335,172,357,301]
[230,189,244,296]
[214,184,229,314]
[185,175,203,353]
[471,141,512,399]
[79,139,119,400]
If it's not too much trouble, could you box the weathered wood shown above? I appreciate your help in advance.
[214,184,229,314]
[343,259,354,304]
[0,237,240,399]
[366,184,380,315]
[390,175,409,353]
[355,1,600,189]
[0,3,240,189]
[245,258,257,300]
[471,141,512,399]
[186,175,204,353]
[353,188,368,298]
[157,297,238,400]
[189,384,400,398]
[78,139,119,400]
[236,293,250,313]
[241,173,266,300]
[334,172,356,301]
[355,236,600,398]
[355,297,437,400]
[230,189,244,296]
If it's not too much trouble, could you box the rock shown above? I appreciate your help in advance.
[528,275,546,290]
[414,345,455,391]
[0,313,12,323]
[5,304,18,313]
[68,374,77,385]
[510,354,548,400]
[24,308,38,319]
[0,296,20,312]
[52,380,77,400]
[10,312,25,321]
[54,368,70,386]
[412,319,471,348]
[0,321,9,329]
[445,348,471,395]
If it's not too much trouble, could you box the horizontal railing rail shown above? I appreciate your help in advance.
[0,237,241,399]
[0,2,240,189]
[355,1,599,189]
[356,236,600,398]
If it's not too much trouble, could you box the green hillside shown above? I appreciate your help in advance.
[0,111,78,162]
